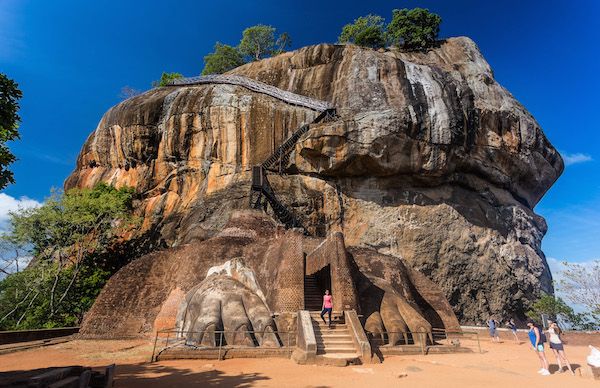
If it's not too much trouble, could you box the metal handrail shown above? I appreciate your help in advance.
[151,328,298,362]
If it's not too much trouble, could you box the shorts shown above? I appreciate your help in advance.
[549,342,564,351]
[536,344,544,352]
[489,328,497,337]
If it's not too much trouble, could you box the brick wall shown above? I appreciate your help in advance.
[306,232,358,311]
[272,231,305,312]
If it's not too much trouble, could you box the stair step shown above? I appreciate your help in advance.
[313,328,348,333]
[312,321,345,326]
[316,344,356,349]
[317,341,355,346]
[316,332,353,338]
[311,321,345,326]
[317,346,357,352]
[318,352,360,358]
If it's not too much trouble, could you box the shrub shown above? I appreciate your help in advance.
[152,72,183,87]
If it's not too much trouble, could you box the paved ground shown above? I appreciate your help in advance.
[0,336,598,387]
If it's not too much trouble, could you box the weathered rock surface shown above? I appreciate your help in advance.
[67,37,562,323]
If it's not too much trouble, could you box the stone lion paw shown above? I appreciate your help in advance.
[175,258,279,347]
[360,278,433,346]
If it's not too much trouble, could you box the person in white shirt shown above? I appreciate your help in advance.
[546,320,574,375]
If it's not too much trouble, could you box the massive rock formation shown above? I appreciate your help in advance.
[67,37,562,324]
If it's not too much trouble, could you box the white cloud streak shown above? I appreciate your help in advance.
[561,152,593,166]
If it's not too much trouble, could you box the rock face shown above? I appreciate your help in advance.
[67,37,562,323]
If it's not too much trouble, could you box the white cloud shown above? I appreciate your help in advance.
[561,152,593,166]
[0,193,41,233]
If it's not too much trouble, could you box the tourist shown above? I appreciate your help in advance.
[321,289,333,329]
[527,319,550,376]
[507,318,519,343]
[487,317,500,342]
[547,320,575,375]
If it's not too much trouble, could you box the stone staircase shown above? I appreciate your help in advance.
[310,312,359,362]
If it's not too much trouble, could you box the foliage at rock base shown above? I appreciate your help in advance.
[0,183,136,330]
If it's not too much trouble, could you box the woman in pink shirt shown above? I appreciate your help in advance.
[320,290,333,328]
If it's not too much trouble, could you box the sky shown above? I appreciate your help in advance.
[1,0,599,276]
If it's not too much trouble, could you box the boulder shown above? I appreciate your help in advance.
[67,37,562,324]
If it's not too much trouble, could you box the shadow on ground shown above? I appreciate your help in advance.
[116,363,271,387]
[548,363,581,374]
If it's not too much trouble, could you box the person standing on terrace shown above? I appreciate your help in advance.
[321,290,333,329]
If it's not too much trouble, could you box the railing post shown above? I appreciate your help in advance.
[218,332,224,361]
[150,331,159,362]
[476,331,481,353]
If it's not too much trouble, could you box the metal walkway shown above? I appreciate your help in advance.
[168,74,333,112]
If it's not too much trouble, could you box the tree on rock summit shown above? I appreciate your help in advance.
[202,43,246,75]
[338,14,386,49]
[387,8,442,50]
[239,24,290,61]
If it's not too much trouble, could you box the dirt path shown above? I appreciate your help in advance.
[0,338,598,387]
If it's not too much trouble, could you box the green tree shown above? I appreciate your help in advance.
[526,294,574,321]
[387,8,442,50]
[338,14,386,49]
[202,43,246,75]
[0,74,22,190]
[526,293,596,330]
[152,72,183,87]
[239,24,277,61]
[274,32,292,54]
[0,183,136,329]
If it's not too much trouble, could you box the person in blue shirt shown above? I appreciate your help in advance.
[507,318,519,343]
[527,319,550,376]
[487,317,500,342]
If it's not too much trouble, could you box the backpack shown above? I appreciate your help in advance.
[539,330,547,343]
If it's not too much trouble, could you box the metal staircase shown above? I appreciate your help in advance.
[167,73,337,232]
[250,108,336,232]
